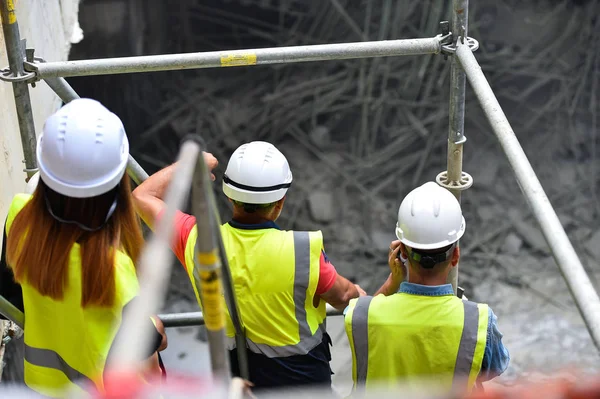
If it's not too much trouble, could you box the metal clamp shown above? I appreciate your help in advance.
[441,36,479,55]
[0,48,43,85]
[438,20,479,57]
[436,170,473,191]
[0,67,36,83]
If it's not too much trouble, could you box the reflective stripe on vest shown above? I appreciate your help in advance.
[351,296,372,385]
[24,344,95,392]
[452,301,480,389]
[225,231,325,357]
[348,295,487,390]
[184,224,326,358]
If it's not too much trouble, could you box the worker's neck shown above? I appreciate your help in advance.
[407,272,449,287]
[232,210,274,225]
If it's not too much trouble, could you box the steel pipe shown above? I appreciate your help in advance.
[159,305,344,328]
[0,296,24,329]
[206,181,249,380]
[190,137,231,381]
[107,141,200,370]
[43,77,80,103]
[126,156,149,185]
[444,0,469,294]
[455,41,600,351]
[1,0,37,179]
[28,37,442,78]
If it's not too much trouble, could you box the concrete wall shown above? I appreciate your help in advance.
[0,0,82,224]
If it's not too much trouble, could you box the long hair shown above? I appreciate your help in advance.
[6,173,144,308]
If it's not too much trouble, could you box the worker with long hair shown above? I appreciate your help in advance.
[0,99,167,397]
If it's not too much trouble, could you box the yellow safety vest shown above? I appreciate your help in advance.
[6,194,140,398]
[345,293,488,391]
[183,223,326,357]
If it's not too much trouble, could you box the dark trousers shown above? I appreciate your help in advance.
[229,333,333,391]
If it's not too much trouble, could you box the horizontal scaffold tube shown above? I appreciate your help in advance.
[29,37,442,78]
[158,305,344,328]
[455,41,600,351]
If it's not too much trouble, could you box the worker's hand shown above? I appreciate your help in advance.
[355,284,367,297]
[203,152,218,181]
[388,240,405,281]
[151,316,168,352]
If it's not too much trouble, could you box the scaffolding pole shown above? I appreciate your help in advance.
[206,179,249,380]
[455,41,600,351]
[189,137,231,381]
[107,141,198,371]
[159,305,344,328]
[0,0,37,179]
[44,77,80,103]
[442,0,469,294]
[27,37,442,78]
[0,296,24,330]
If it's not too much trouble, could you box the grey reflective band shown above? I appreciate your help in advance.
[351,296,373,386]
[452,301,480,389]
[24,344,95,391]
[293,231,312,344]
[227,231,324,357]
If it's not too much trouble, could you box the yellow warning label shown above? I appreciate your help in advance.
[220,53,257,67]
[197,249,218,265]
[7,0,16,24]
[199,270,225,331]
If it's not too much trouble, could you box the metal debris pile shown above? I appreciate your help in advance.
[106,0,600,298]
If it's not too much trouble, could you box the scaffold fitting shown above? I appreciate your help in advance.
[435,170,473,192]
[441,36,479,56]
[0,66,35,83]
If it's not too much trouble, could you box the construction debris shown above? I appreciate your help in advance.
[66,0,600,384]
[77,0,598,287]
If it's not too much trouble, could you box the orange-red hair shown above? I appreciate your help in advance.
[6,173,143,307]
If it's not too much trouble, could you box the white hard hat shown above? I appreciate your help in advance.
[395,182,466,250]
[37,98,129,198]
[222,141,292,204]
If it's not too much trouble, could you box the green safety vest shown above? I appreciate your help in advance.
[6,194,140,397]
[345,293,488,391]
[183,223,326,357]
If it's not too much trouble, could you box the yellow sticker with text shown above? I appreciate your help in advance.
[7,0,16,24]
[220,53,257,67]
[199,270,225,331]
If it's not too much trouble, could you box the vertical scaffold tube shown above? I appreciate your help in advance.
[455,41,600,351]
[207,187,249,380]
[0,0,37,179]
[190,137,231,381]
[107,141,199,370]
[445,0,469,294]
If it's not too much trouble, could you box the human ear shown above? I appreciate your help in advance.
[450,245,460,267]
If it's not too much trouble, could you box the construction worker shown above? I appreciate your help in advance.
[0,99,167,397]
[345,182,509,393]
[133,140,365,390]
